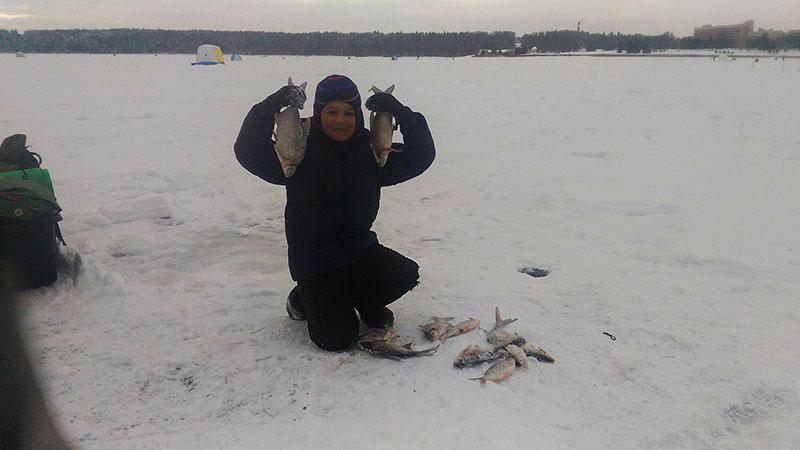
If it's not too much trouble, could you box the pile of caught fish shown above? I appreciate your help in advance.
[356,307,554,385]
[454,307,554,384]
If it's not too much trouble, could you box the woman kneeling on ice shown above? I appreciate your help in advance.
[234,74,435,351]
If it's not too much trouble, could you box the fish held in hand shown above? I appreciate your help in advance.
[522,342,555,363]
[419,316,455,341]
[470,357,517,384]
[453,344,508,368]
[274,77,309,177]
[439,318,480,341]
[369,84,395,167]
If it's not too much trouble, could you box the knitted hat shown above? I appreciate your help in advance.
[313,74,364,130]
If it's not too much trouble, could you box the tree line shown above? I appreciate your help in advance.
[0,29,514,56]
[520,30,800,53]
[2,28,799,56]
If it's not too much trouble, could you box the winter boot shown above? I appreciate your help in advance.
[359,306,394,329]
[285,285,306,321]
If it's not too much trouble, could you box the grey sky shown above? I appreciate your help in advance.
[1,0,798,36]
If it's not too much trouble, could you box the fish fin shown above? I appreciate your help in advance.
[493,307,517,330]
[370,84,395,95]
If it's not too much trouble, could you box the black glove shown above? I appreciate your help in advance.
[365,93,416,125]
[258,84,307,115]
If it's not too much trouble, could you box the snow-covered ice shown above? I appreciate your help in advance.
[2,53,799,448]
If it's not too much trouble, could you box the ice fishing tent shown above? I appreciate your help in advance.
[192,44,225,65]
[231,53,243,61]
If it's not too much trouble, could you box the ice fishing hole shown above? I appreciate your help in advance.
[519,267,550,278]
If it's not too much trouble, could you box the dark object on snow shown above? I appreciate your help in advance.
[603,332,617,341]
[236,78,432,352]
[0,169,64,291]
[296,244,418,352]
[519,266,550,278]
[359,306,394,329]
[0,134,41,172]
[0,217,61,291]
[0,285,71,448]
[286,285,306,321]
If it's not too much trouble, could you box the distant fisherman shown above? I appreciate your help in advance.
[234,75,436,351]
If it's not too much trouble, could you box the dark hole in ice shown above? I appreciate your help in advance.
[519,267,550,278]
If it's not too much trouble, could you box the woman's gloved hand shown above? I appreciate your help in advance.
[365,92,416,125]
[259,84,307,115]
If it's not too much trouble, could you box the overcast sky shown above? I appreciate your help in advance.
[1,0,798,36]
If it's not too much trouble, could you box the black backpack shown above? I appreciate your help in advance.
[0,134,42,172]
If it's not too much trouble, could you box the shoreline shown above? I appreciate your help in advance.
[477,52,800,59]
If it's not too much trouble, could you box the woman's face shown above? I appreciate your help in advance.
[320,101,357,142]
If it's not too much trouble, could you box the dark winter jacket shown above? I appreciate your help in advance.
[234,101,435,281]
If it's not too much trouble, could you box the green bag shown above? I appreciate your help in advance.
[0,168,54,193]
[0,177,61,222]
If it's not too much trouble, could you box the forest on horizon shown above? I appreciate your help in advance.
[1,28,799,56]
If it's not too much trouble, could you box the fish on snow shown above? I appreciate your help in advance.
[470,357,517,384]
[453,344,508,368]
[439,318,480,341]
[419,316,454,341]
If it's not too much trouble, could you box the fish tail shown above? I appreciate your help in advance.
[419,344,440,356]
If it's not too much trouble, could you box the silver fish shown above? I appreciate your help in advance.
[357,338,439,360]
[521,342,555,363]
[419,316,454,341]
[505,344,528,368]
[453,344,508,368]
[470,357,517,384]
[369,84,395,167]
[274,77,309,177]
[486,328,526,347]
[439,318,480,341]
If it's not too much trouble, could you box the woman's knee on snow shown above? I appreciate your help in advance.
[307,314,359,352]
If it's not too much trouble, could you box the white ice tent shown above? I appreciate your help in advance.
[192,44,225,65]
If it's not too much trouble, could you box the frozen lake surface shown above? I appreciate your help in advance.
[2,54,799,448]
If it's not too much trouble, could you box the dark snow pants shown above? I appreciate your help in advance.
[298,244,420,351]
